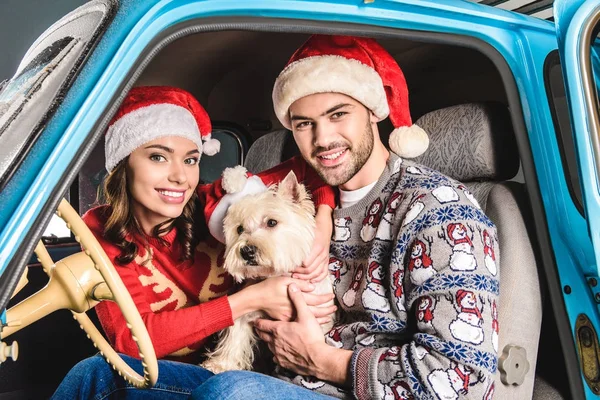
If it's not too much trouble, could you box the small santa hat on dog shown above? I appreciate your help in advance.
[104,86,220,172]
[202,165,268,243]
[272,35,428,158]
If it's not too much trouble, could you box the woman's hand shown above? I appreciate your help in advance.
[293,205,333,283]
[229,276,336,323]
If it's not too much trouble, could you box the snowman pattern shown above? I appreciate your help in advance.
[326,325,346,348]
[333,216,352,242]
[406,165,426,175]
[431,185,459,204]
[392,267,406,312]
[490,299,499,352]
[392,157,404,174]
[481,229,497,276]
[383,378,414,400]
[379,346,401,365]
[448,289,485,345]
[353,325,376,346]
[362,261,391,313]
[361,198,384,242]
[440,223,477,272]
[416,295,436,332]
[427,362,483,400]
[458,184,481,209]
[408,238,436,285]
[377,192,403,241]
[414,345,429,360]
[483,382,495,400]
[342,265,364,308]
[300,376,325,390]
[328,256,347,287]
[402,193,426,227]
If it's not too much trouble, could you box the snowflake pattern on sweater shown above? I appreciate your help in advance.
[277,153,499,400]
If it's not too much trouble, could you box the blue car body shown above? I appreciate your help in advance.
[1,0,600,397]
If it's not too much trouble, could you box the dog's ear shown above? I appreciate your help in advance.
[277,171,304,203]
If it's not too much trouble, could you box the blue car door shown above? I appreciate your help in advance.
[555,0,600,396]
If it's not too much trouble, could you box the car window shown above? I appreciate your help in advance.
[0,0,115,190]
[545,52,585,214]
[199,128,248,183]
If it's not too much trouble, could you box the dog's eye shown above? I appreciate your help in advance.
[267,219,278,228]
[237,225,244,235]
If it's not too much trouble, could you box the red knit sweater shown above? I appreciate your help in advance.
[87,156,334,361]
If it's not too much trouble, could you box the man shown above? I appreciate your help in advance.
[195,35,499,400]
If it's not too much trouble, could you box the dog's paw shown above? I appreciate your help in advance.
[201,359,229,374]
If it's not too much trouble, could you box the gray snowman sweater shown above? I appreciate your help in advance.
[277,153,499,399]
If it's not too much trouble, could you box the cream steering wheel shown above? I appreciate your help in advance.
[5,199,158,388]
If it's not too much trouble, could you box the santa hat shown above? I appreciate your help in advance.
[203,165,268,243]
[104,86,220,172]
[272,35,428,158]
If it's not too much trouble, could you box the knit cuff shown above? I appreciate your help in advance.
[311,186,336,209]
[351,348,374,400]
[199,295,233,336]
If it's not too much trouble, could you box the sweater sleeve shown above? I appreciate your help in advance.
[94,270,233,360]
[83,208,234,359]
[251,156,335,209]
[351,189,499,399]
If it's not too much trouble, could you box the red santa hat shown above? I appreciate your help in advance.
[272,35,429,158]
[202,165,268,243]
[104,86,220,172]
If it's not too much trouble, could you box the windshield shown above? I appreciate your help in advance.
[0,0,115,190]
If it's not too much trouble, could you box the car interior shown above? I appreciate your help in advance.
[1,28,575,399]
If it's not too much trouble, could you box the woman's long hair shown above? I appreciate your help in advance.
[101,159,206,265]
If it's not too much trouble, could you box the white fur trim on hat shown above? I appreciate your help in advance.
[105,104,204,171]
[208,174,268,243]
[273,55,389,129]
[388,124,429,158]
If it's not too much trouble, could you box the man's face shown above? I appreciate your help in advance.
[289,93,377,187]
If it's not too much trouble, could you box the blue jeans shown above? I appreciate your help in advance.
[190,370,335,400]
[51,353,213,399]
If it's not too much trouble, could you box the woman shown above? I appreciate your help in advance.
[52,86,336,399]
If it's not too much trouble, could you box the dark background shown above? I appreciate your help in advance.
[0,0,88,81]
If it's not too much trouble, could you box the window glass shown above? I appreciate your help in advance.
[545,53,585,213]
[199,129,245,183]
[0,0,114,189]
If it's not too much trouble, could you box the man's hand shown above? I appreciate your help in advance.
[254,283,352,385]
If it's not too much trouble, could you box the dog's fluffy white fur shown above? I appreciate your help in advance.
[202,171,334,373]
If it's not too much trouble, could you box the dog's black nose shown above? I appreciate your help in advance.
[240,245,258,262]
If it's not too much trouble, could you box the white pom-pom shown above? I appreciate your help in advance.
[221,165,248,194]
[202,137,221,156]
[388,124,429,158]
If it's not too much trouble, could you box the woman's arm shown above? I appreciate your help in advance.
[292,204,333,282]
[95,268,233,359]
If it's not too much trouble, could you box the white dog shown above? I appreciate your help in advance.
[202,169,334,373]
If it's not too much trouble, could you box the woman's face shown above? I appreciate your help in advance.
[126,136,200,234]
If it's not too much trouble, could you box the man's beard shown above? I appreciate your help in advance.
[310,120,374,187]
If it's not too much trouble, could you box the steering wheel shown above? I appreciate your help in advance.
[6,199,158,388]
